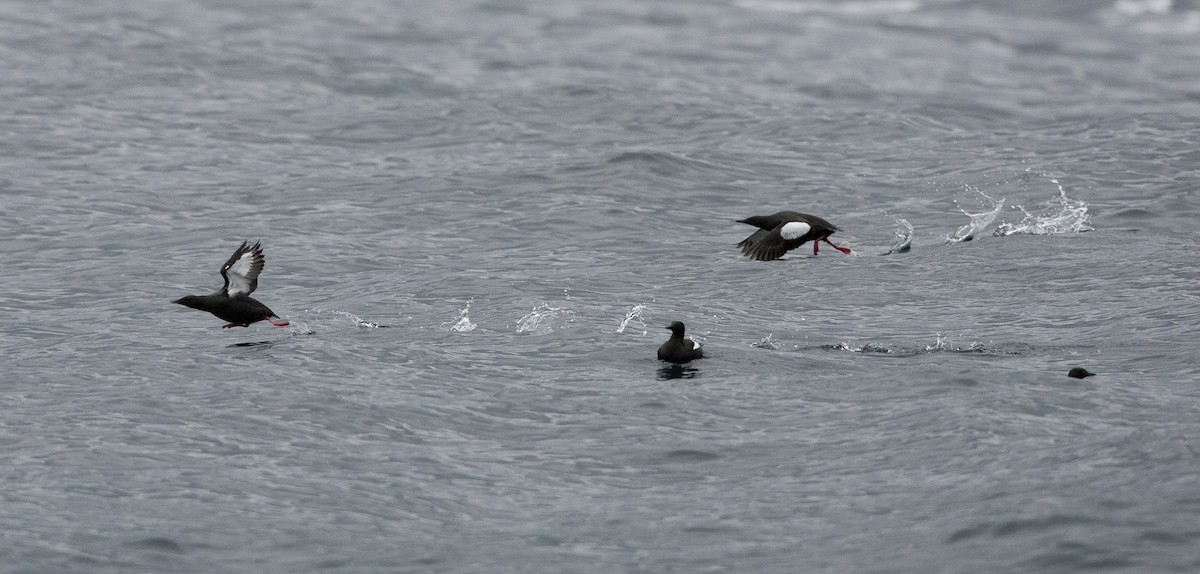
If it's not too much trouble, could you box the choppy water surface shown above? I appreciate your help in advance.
[2,1,1199,572]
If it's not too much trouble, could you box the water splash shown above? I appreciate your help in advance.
[827,335,1016,356]
[303,308,381,328]
[516,302,575,334]
[924,332,950,352]
[947,187,1004,243]
[884,217,913,255]
[442,302,477,332]
[830,341,893,354]
[616,304,647,335]
[752,333,780,350]
[289,322,315,335]
[994,178,1093,236]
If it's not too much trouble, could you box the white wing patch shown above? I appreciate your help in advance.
[780,221,812,240]
[689,339,702,351]
[224,251,256,296]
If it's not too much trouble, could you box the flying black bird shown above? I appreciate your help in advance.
[173,241,290,329]
[736,211,852,261]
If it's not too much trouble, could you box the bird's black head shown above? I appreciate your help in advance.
[173,295,204,311]
[666,321,686,335]
[738,215,775,230]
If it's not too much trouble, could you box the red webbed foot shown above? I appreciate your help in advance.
[822,237,852,255]
[266,316,290,327]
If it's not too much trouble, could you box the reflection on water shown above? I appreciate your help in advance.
[228,340,275,348]
[657,364,700,380]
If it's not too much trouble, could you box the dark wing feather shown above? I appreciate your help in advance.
[737,212,841,260]
[738,225,796,261]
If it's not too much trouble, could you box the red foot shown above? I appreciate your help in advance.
[822,237,852,255]
[265,316,290,327]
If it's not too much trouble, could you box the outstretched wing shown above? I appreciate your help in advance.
[219,241,265,297]
[737,229,776,259]
[738,221,814,261]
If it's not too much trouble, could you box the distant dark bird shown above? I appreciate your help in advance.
[657,321,704,364]
[736,211,852,260]
[173,241,290,329]
[1067,367,1095,379]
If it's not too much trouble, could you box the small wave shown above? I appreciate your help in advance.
[736,0,922,16]
[947,187,1004,243]
[994,177,1093,236]
[1112,0,1173,17]
[605,150,725,177]
[883,217,914,255]
[616,304,648,335]
[828,341,894,354]
[442,302,476,332]
[516,302,575,334]
[1103,1,1200,34]
[125,537,186,554]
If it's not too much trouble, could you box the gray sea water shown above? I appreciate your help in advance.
[2,1,1199,572]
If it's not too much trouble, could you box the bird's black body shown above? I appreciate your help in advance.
[173,293,281,328]
[657,321,704,364]
[1067,367,1095,379]
[736,210,851,260]
[173,241,289,329]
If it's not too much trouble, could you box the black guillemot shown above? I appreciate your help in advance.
[736,211,852,260]
[173,241,290,329]
[657,321,704,364]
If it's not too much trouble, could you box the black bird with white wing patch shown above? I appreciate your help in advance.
[173,241,290,329]
[736,211,852,260]
[657,321,704,364]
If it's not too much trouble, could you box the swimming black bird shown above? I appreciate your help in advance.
[657,321,704,364]
[173,241,290,329]
[1067,367,1095,379]
[736,211,852,260]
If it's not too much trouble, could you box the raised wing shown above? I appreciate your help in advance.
[219,241,265,297]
